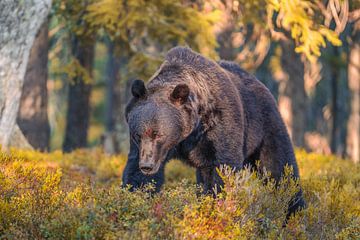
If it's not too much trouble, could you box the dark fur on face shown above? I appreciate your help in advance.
[126,75,199,175]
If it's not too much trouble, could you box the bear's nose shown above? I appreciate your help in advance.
[139,162,154,173]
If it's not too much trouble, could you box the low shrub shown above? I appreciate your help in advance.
[0,148,359,239]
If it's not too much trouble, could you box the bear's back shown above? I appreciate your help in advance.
[218,60,278,109]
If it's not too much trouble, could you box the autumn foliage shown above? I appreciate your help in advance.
[0,149,359,239]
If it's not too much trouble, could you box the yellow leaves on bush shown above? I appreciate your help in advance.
[179,166,298,240]
[0,148,359,239]
[296,149,360,184]
[0,152,63,237]
[165,159,196,185]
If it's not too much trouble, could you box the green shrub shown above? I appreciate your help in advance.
[0,149,359,239]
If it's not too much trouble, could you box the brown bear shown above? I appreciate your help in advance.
[122,46,305,217]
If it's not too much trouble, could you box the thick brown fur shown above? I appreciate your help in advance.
[123,47,305,217]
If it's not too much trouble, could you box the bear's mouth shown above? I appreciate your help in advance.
[139,161,161,175]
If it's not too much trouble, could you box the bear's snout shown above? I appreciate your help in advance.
[139,162,155,174]
[138,138,164,175]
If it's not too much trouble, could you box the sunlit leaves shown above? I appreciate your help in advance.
[270,0,342,61]
[53,0,97,39]
[53,0,219,80]
[61,58,93,84]
[84,0,219,78]
[226,0,342,62]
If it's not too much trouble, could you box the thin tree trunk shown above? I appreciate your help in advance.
[218,26,235,60]
[347,22,360,163]
[216,0,235,60]
[330,47,340,154]
[103,40,121,154]
[62,36,94,152]
[17,21,50,151]
[0,0,51,149]
[117,78,133,152]
[278,41,307,147]
[105,41,116,133]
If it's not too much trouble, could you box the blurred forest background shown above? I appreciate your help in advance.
[1,0,359,163]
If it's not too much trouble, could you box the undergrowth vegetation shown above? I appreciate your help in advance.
[0,149,359,239]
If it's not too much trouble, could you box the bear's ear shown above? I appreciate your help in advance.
[170,84,190,105]
[131,79,147,98]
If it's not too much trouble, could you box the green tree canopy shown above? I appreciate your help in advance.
[54,0,220,80]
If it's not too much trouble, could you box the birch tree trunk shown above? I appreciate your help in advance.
[347,21,360,163]
[0,0,51,149]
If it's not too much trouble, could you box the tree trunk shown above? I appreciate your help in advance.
[277,41,307,147]
[117,78,133,152]
[330,47,340,154]
[347,22,360,163]
[17,21,50,151]
[0,0,51,149]
[103,40,121,154]
[216,1,235,60]
[218,25,235,60]
[62,36,94,152]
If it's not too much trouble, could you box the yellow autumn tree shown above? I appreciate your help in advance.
[213,0,342,63]
[84,0,219,78]
[269,0,341,61]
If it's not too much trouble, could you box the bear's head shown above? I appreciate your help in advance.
[126,79,198,175]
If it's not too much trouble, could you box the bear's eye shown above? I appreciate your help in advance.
[151,131,158,139]
[144,128,160,139]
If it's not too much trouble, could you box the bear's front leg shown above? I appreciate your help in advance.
[196,166,223,196]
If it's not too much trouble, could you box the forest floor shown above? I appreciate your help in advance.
[0,148,359,239]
